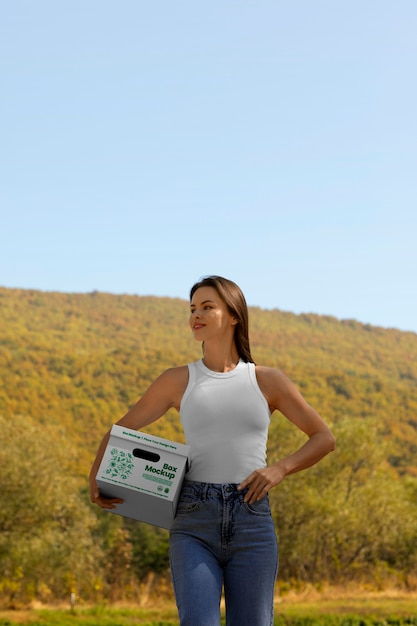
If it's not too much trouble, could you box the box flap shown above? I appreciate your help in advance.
[110,424,190,461]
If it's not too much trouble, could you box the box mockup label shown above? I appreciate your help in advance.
[96,425,190,529]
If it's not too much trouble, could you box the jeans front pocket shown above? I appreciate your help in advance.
[241,493,272,517]
[175,483,204,515]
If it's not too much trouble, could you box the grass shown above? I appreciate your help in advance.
[276,594,417,617]
[0,606,178,626]
[1,593,416,626]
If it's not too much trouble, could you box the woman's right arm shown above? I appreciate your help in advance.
[89,365,189,509]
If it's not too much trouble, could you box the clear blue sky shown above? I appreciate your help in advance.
[1,1,416,333]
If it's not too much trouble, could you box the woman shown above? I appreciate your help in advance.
[90,275,335,626]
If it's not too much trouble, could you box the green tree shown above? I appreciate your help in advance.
[269,416,417,586]
[124,520,170,580]
[0,414,103,606]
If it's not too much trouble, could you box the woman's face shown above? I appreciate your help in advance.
[189,286,237,342]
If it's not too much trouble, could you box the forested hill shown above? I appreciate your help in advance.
[1,286,417,476]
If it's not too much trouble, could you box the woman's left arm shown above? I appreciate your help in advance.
[238,366,336,504]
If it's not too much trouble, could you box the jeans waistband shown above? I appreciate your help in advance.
[182,480,244,500]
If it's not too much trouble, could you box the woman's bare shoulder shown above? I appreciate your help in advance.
[156,365,190,408]
[161,364,189,383]
[255,364,289,386]
[254,365,297,410]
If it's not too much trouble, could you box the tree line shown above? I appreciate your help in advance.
[1,287,417,606]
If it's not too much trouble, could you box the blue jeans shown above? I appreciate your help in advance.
[169,481,278,626]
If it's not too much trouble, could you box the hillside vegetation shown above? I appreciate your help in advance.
[1,286,417,606]
[1,286,416,473]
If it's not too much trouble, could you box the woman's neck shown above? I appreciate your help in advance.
[201,346,240,373]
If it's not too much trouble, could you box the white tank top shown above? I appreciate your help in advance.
[180,359,271,483]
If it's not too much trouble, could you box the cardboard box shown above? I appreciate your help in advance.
[96,425,190,529]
